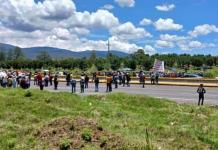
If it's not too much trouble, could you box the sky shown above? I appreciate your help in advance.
[0,0,218,55]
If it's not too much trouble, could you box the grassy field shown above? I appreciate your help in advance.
[0,88,218,150]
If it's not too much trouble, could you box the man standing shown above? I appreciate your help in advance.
[139,71,145,88]
[155,73,159,85]
[106,73,113,92]
[49,72,53,86]
[54,75,59,90]
[94,75,99,92]
[85,75,89,89]
[197,84,206,106]
[151,73,155,85]
[71,77,77,93]
[80,76,85,93]
[66,73,71,86]
[126,73,131,87]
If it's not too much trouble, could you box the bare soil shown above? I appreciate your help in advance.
[36,117,124,150]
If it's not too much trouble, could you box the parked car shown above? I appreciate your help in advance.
[182,73,203,78]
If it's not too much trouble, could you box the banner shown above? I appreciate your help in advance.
[152,59,165,72]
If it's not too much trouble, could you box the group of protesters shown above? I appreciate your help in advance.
[0,70,207,105]
[33,72,59,90]
[0,71,31,89]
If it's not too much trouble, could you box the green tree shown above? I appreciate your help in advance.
[0,51,6,61]
[36,51,52,62]
[13,47,25,60]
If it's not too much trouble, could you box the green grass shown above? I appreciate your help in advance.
[0,88,218,149]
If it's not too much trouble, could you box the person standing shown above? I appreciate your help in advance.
[54,75,59,90]
[44,74,49,87]
[39,80,44,90]
[122,73,126,87]
[71,77,77,93]
[80,76,85,93]
[126,73,131,87]
[106,74,113,92]
[66,73,71,86]
[139,72,145,88]
[49,73,53,86]
[151,73,155,85]
[155,73,159,85]
[94,75,99,92]
[85,75,89,89]
[197,84,206,106]
[114,73,118,89]
[12,76,17,88]
[37,73,43,86]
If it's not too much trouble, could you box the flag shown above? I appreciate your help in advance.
[152,59,165,72]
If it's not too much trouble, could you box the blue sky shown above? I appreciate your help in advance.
[0,0,218,55]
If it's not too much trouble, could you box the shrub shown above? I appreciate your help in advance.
[24,90,32,97]
[59,139,71,150]
[81,129,92,142]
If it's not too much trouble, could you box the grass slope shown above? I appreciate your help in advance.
[0,88,218,149]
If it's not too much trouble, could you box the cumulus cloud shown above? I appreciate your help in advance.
[144,45,156,55]
[177,40,216,51]
[160,34,188,42]
[0,0,76,31]
[155,40,174,48]
[154,18,183,31]
[188,24,218,37]
[67,10,120,29]
[156,4,175,12]
[114,0,135,7]
[101,4,114,10]
[110,22,152,40]
[139,18,152,26]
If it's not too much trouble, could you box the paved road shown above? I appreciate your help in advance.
[31,82,218,105]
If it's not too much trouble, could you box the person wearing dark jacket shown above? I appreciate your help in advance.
[54,75,59,90]
[66,73,71,86]
[126,73,131,87]
[80,77,85,93]
[94,76,99,92]
[85,75,89,88]
[122,74,126,87]
[197,84,206,105]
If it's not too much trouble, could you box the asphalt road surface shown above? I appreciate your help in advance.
[31,82,218,105]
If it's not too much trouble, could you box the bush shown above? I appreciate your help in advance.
[81,129,92,142]
[59,139,71,150]
[24,90,32,97]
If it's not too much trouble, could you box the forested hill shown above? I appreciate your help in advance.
[0,43,128,59]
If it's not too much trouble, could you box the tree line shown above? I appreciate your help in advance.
[0,47,218,71]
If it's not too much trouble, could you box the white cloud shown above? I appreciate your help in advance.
[156,4,175,12]
[109,36,142,52]
[66,10,120,30]
[101,4,114,10]
[144,45,156,55]
[154,18,183,31]
[110,22,152,40]
[114,0,135,7]
[155,40,174,48]
[177,40,216,51]
[188,24,218,37]
[139,18,152,26]
[160,34,188,42]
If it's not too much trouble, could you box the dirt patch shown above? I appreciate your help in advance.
[36,117,124,150]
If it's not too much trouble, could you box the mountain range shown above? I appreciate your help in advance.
[0,43,128,59]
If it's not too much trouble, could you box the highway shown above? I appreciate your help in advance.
[31,82,218,105]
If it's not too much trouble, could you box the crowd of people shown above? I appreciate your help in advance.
[0,71,31,89]
[0,70,207,105]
